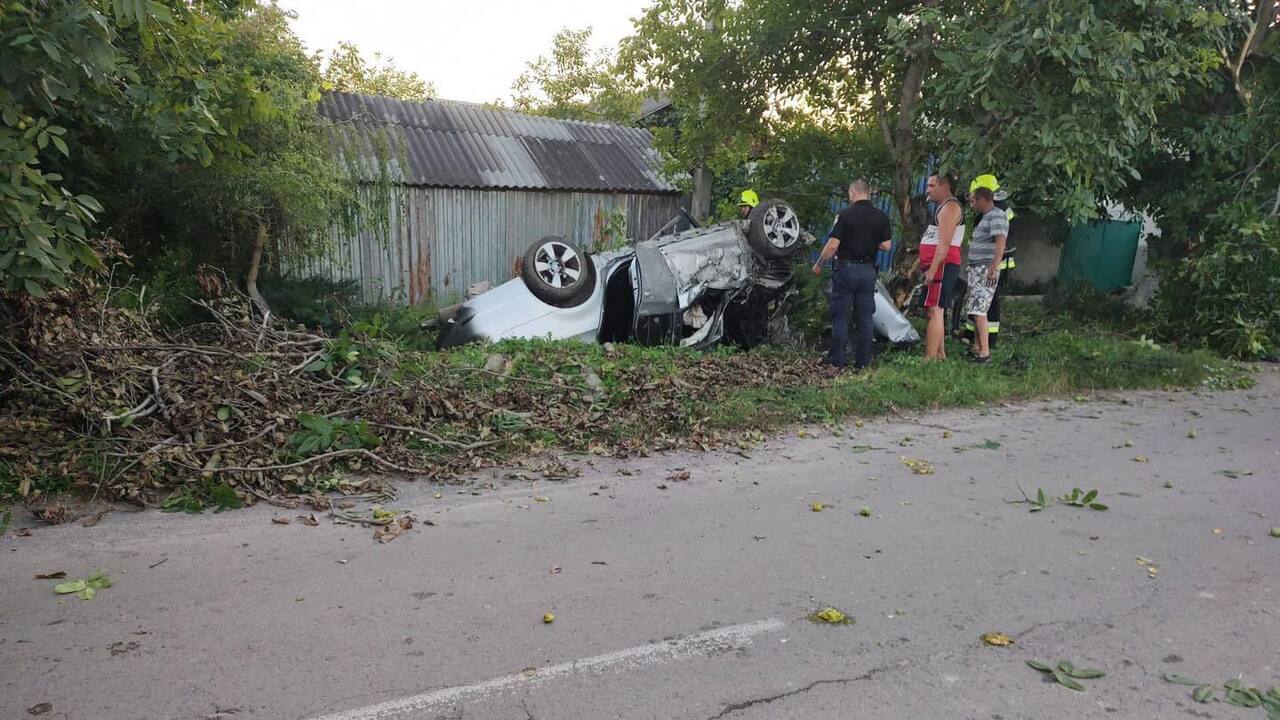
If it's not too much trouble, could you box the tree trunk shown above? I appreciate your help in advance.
[884,1,938,305]
[246,221,272,320]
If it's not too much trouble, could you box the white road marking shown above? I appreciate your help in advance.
[306,618,786,720]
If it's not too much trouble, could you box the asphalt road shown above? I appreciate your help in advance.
[3,368,1278,720]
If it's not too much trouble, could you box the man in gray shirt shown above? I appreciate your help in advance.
[965,187,1008,362]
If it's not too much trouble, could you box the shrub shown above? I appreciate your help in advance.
[259,275,361,332]
[1153,207,1280,360]
[1042,279,1145,333]
[113,247,206,328]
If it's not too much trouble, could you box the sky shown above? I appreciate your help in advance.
[279,0,648,104]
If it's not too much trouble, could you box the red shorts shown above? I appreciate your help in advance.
[922,264,960,309]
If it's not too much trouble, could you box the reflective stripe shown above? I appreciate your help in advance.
[964,321,1000,333]
[999,258,1015,270]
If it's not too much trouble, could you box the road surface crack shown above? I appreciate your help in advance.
[704,660,908,719]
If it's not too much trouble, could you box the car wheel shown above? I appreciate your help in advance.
[747,200,803,258]
[520,237,597,308]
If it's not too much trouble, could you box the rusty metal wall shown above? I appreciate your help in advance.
[287,189,682,305]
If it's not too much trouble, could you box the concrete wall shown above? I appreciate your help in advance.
[1005,212,1065,290]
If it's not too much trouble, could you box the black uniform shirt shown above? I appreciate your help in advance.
[830,200,891,262]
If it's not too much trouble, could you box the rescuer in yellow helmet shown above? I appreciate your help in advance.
[737,189,760,218]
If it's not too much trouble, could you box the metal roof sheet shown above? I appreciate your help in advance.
[318,91,677,193]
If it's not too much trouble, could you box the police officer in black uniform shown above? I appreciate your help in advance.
[812,179,892,370]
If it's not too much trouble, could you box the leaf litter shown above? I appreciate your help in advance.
[0,256,835,513]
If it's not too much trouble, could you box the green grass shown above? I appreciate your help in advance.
[701,299,1249,432]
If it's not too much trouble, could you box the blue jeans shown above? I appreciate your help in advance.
[829,261,877,369]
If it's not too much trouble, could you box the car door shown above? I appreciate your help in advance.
[631,240,681,345]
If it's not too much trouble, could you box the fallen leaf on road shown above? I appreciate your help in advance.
[521,667,538,678]
[1163,481,1174,489]
[1271,528,1280,538]
[298,514,319,526]
[81,509,109,527]
[854,419,864,428]
[808,607,854,625]
[811,502,825,512]
[549,566,561,575]
[902,457,934,475]
[27,703,51,716]
[1193,685,1216,703]
[981,632,1014,646]
[15,527,32,537]
[271,517,290,525]
[656,484,668,490]
[1163,673,1207,686]
[433,491,443,499]
[1133,455,1149,463]
[533,496,549,503]
[543,612,555,624]
[34,571,66,579]
[667,470,691,482]
[1135,556,1155,566]
[373,516,414,543]
[1187,429,1197,438]
[942,430,953,438]
[53,570,112,600]
[1212,528,1223,535]
[859,507,872,517]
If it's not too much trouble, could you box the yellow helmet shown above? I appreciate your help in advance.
[738,189,760,208]
[969,174,1000,193]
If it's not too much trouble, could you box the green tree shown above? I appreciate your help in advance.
[0,0,222,294]
[621,0,950,286]
[321,41,435,101]
[922,0,1277,357]
[511,27,642,123]
[2,1,370,314]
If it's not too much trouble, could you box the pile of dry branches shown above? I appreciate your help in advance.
[0,251,829,510]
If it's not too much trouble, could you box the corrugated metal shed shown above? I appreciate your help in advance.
[318,92,678,194]
[286,188,682,305]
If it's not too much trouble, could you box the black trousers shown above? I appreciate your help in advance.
[829,261,877,369]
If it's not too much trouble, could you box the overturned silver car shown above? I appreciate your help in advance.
[438,199,918,350]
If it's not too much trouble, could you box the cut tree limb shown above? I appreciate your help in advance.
[246,221,272,320]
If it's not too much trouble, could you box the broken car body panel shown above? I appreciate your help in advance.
[440,212,918,350]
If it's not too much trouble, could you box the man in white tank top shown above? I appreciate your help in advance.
[920,174,964,360]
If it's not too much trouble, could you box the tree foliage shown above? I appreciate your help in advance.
[1,0,366,308]
[0,0,217,294]
[321,41,434,101]
[624,0,1280,355]
[511,27,642,123]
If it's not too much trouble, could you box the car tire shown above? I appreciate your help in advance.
[520,236,596,308]
[746,200,804,258]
